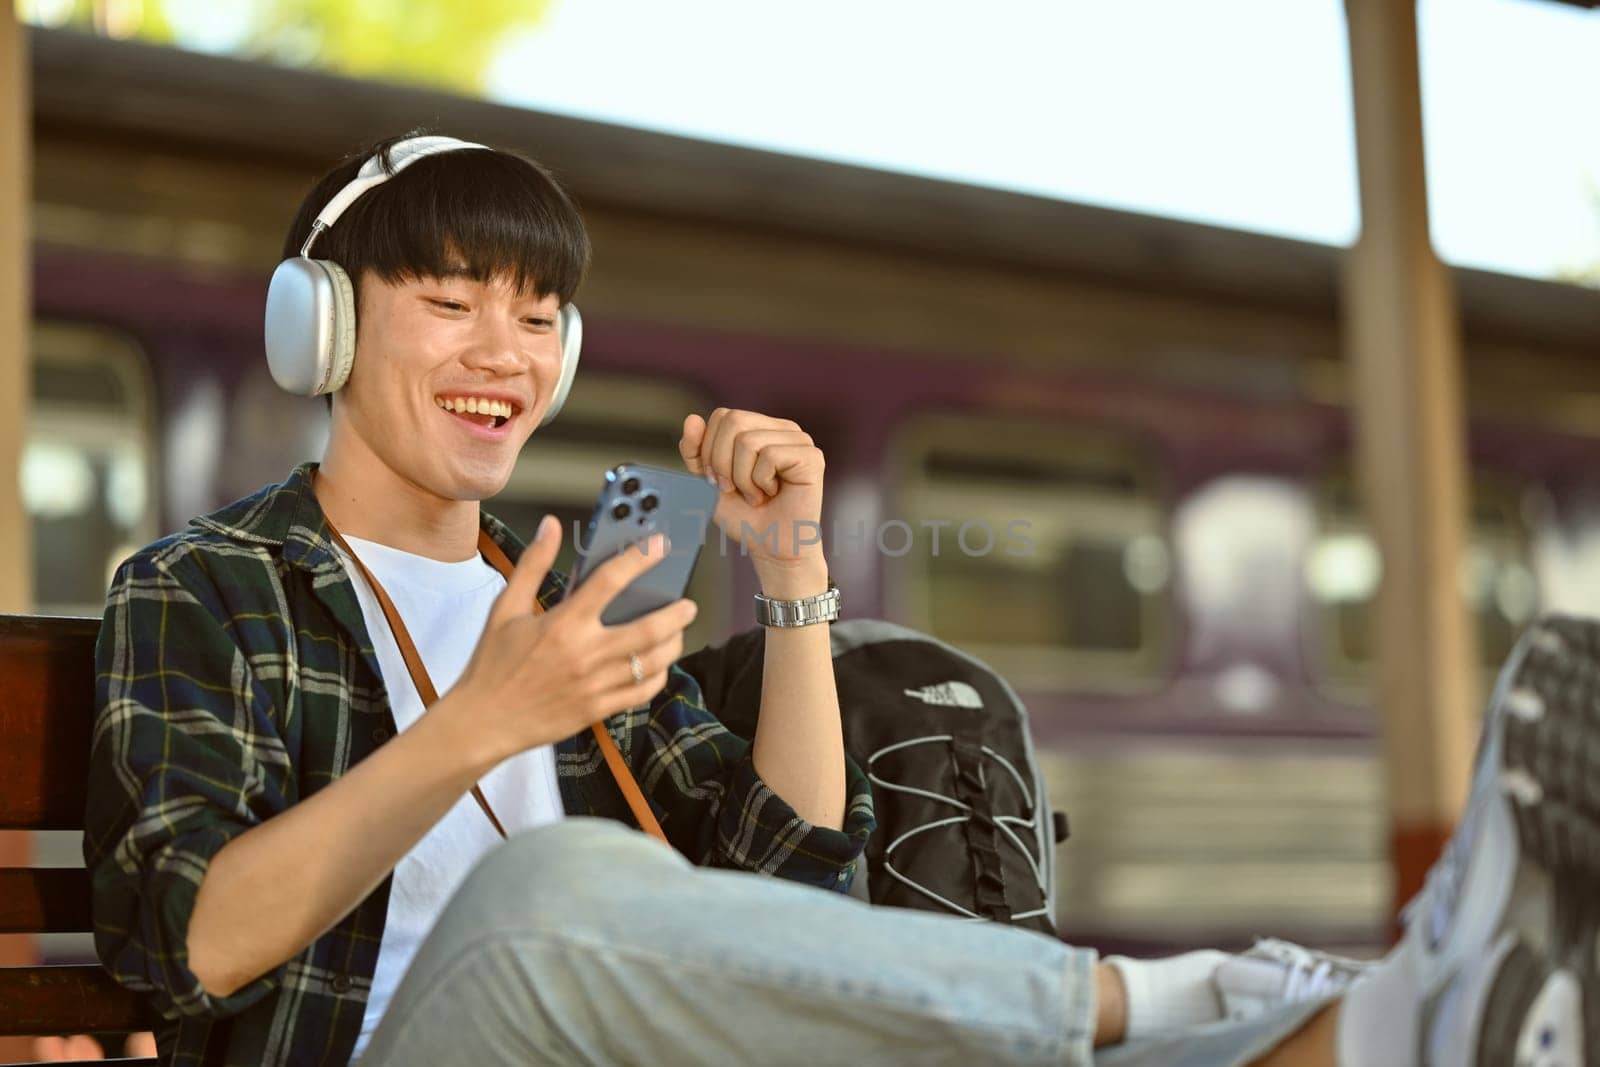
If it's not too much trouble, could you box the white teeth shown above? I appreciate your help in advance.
[436,397,513,419]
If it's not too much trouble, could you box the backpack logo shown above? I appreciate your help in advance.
[903,681,984,709]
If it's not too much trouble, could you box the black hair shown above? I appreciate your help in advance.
[281,130,592,412]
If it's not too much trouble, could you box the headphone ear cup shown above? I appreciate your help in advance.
[540,303,583,427]
[264,257,359,395]
[319,261,358,394]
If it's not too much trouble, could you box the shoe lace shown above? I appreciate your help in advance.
[1251,939,1369,1003]
[1282,957,1340,1002]
[1410,797,1478,952]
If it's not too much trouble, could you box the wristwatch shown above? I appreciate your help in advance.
[754,579,841,628]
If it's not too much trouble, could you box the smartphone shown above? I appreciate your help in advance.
[571,462,720,625]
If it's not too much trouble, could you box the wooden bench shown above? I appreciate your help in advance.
[0,614,156,1066]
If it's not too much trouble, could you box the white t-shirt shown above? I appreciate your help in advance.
[332,533,566,1059]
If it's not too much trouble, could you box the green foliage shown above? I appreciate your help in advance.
[18,0,550,94]
[242,0,550,93]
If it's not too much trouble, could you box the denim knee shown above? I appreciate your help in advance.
[448,816,689,928]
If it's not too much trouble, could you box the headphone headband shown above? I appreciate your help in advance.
[300,136,489,257]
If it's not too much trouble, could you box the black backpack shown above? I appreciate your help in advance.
[679,619,1069,935]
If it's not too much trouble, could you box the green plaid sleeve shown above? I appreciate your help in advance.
[634,663,875,891]
[84,544,295,1020]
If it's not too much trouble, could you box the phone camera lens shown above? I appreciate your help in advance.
[621,476,641,495]
[612,501,632,521]
[640,494,659,513]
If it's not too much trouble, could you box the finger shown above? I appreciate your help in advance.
[710,411,794,493]
[679,414,708,475]
[699,407,731,490]
[595,629,685,694]
[599,596,698,650]
[749,445,781,496]
[488,515,561,629]
[566,532,669,616]
[751,441,822,494]
[732,429,811,504]
[708,410,749,495]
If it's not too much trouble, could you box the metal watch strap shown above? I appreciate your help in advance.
[754,578,841,628]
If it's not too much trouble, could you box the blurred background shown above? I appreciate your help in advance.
[3,0,1599,1035]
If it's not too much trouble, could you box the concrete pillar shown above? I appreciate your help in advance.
[0,7,33,1059]
[1343,0,1479,916]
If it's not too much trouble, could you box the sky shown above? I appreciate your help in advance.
[24,0,1600,282]
[481,0,1600,282]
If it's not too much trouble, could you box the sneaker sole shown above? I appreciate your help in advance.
[1477,616,1600,1067]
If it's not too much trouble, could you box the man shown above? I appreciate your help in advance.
[85,134,1595,1066]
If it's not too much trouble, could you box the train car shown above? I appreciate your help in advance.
[22,28,1600,957]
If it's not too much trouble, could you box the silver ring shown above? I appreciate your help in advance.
[627,652,644,685]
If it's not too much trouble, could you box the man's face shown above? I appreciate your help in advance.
[337,268,563,502]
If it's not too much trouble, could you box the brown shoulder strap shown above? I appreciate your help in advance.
[327,517,667,845]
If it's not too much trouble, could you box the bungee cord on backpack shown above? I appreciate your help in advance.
[867,734,1051,923]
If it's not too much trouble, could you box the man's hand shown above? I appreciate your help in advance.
[679,409,827,596]
[448,516,698,763]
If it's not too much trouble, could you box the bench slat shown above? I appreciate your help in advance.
[0,615,100,830]
[11,1060,158,1066]
[0,966,145,1035]
[0,616,157,1060]
[0,868,93,934]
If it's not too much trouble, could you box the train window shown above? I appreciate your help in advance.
[887,415,1169,691]
[1309,473,1538,692]
[24,322,158,616]
[487,372,729,649]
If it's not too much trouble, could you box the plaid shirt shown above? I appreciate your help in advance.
[84,461,876,1067]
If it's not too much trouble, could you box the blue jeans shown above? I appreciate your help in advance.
[357,817,1329,1066]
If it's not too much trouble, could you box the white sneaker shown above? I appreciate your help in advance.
[1213,938,1372,1022]
[1337,616,1598,1066]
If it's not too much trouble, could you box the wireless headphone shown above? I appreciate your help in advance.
[263,135,583,427]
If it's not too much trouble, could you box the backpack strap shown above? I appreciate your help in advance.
[950,726,1012,924]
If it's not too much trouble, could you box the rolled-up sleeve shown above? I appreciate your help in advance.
[83,548,294,1020]
[633,663,875,892]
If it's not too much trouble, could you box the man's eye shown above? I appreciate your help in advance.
[430,299,468,312]
[522,317,555,328]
